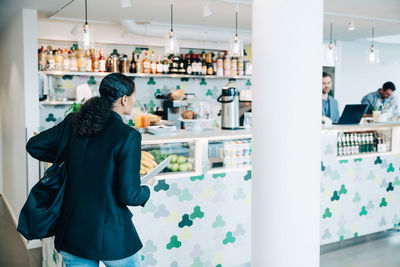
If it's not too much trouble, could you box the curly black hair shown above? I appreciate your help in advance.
[72,73,135,136]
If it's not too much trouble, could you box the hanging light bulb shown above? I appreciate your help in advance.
[324,17,336,65]
[347,20,356,31]
[368,22,379,64]
[165,0,180,55]
[229,2,243,57]
[78,0,94,50]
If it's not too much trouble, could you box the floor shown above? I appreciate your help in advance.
[0,195,41,267]
[2,193,400,267]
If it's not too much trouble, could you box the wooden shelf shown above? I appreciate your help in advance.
[40,100,75,106]
[39,71,251,80]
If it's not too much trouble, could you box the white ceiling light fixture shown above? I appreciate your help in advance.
[347,20,355,31]
[121,0,132,8]
[229,2,243,57]
[203,0,212,17]
[78,0,94,50]
[368,21,379,64]
[324,17,337,65]
[165,0,179,55]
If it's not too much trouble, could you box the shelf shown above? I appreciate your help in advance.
[336,151,395,160]
[207,166,252,175]
[38,71,251,80]
[40,100,75,106]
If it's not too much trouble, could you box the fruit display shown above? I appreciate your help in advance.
[140,149,193,174]
[140,151,158,175]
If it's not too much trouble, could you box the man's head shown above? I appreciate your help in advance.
[379,81,396,99]
[322,72,332,95]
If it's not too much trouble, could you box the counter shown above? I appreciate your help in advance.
[321,122,400,245]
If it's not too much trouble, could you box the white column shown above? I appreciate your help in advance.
[251,0,323,266]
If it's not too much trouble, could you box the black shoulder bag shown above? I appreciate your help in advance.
[17,136,71,240]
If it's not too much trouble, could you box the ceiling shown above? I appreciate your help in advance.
[1,0,400,42]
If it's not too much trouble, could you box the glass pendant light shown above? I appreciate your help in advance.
[324,17,337,65]
[78,0,94,50]
[229,3,243,57]
[165,0,179,55]
[368,22,379,64]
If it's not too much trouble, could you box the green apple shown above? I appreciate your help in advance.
[177,156,187,164]
[185,162,193,171]
[171,163,179,172]
[179,164,188,172]
[171,155,178,163]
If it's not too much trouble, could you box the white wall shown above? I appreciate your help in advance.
[0,9,39,233]
[335,40,400,112]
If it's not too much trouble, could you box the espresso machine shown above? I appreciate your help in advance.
[217,80,240,130]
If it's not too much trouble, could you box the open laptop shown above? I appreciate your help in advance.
[335,104,368,125]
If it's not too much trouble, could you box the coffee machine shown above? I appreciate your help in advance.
[217,80,240,130]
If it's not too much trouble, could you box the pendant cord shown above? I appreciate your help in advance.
[235,11,238,36]
[372,25,375,46]
[329,21,333,44]
[85,0,88,25]
[171,4,173,32]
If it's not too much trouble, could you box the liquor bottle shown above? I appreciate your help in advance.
[170,54,179,74]
[186,53,192,75]
[99,49,106,72]
[201,52,207,75]
[142,52,151,74]
[129,52,136,73]
[136,53,142,74]
[38,46,46,71]
[92,49,99,72]
[179,54,186,74]
[70,49,78,72]
[195,54,202,75]
[150,52,157,74]
[216,52,224,76]
[156,56,163,74]
[63,49,70,71]
[55,49,64,71]
[206,52,213,75]
[162,56,169,74]
[85,50,92,72]
[46,50,55,71]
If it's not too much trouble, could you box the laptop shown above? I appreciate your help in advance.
[335,104,368,125]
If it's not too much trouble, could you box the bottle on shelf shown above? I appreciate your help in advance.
[201,52,207,75]
[237,56,244,76]
[162,56,169,74]
[85,50,92,72]
[224,53,231,76]
[156,56,163,74]
[186,53,193,75]
[63,49,70,71]
[179,54,186,74]
[216,52,224,76]
[231,56,238,77]
[46,50,55,71]
[38,46,46,71]
[206,52,213,75]
[135,53,142,74]
[129,52,136,73]
[70,48,78,72]
[98,49,106,72]
[92,49,99,72]
[170,54,180,74]
[142,52,151,74]
[150,51,157,74]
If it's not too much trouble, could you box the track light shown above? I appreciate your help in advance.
[347,20,355,31]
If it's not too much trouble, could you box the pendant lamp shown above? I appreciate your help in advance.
[368,22,379,64]
[229,3,243,57]
[78,0,94,50]
[165,0,179,55]
[324,17,336,65]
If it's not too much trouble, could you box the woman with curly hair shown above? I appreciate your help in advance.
[26,73,150,267]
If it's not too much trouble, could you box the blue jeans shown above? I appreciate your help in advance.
[60,251,141,267]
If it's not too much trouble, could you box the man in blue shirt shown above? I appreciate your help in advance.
[322,72,340,123]
[361,81,396,114]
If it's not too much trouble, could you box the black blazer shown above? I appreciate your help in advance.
[26,111,150,261]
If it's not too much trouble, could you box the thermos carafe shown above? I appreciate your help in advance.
[217,81,240,130]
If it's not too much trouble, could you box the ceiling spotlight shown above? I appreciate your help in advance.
[347,20,355,31]
[203,0,212,17]
[121,0,132,8]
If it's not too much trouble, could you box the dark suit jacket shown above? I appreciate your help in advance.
[26,111,150,261]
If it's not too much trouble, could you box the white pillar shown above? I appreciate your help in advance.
[252,0,322,266]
